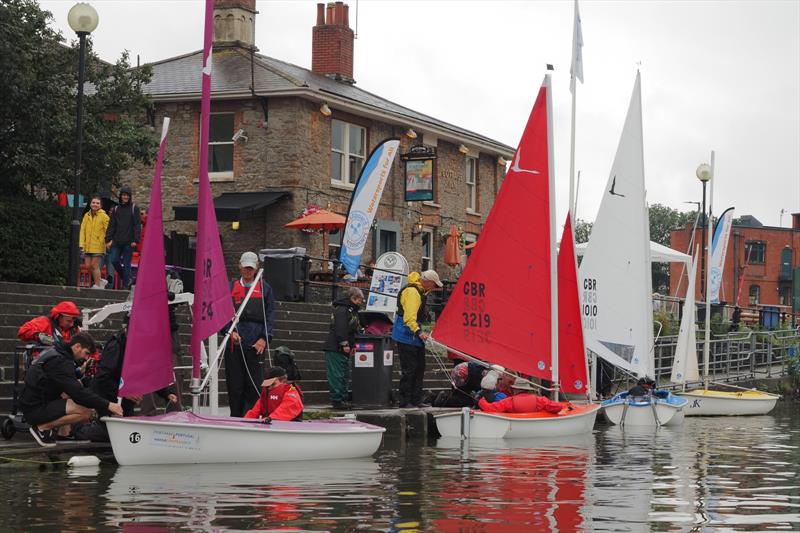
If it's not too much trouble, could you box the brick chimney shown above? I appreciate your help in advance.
[792,212,800,230]
[311,2,355,84]
[213,0,257,49]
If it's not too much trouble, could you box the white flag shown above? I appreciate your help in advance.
[570,0,584,94]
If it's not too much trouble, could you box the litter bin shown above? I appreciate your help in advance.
[760,306,780,330]
[351,312,394,408]
[259,247,307,301]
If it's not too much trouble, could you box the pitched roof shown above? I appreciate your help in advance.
[142,47,514,156]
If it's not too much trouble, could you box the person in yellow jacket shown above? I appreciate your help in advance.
[79,195,110,289]
[391,270,443,408]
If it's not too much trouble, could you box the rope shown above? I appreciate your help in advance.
[0,456,70,464]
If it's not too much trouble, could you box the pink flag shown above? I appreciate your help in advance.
[190,0,235,380]
[119,118,174,397]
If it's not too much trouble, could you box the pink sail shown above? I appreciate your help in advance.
[119,119,174,397]
[190,0,235,380]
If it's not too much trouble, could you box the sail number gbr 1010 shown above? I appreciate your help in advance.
[461,282,491,328]
[581,277,598,330]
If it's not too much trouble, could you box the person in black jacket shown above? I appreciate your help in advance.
[323,288,364,409]
[20,333,123,447]
[105,186,141,289]
[92,325,178,418]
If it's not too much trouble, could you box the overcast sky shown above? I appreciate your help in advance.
[40,0,800,228]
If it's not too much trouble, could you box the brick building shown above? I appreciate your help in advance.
[119,0,513,281]
[669,213,800,309]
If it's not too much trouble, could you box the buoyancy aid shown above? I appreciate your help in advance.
[259,383,303,421]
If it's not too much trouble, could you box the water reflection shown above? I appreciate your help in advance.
[431,435,594,532]
[0,405,797,532]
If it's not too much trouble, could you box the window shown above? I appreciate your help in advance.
[331,120,366,186]
[780,248,793,281]
[749,284,760,305]
[779,286,791,306]
[208,113,234,176]
[466,157,478,212]
[744,241,765,264]
[421,228,434,271]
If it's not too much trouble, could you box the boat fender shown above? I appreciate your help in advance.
[67,455,100,468]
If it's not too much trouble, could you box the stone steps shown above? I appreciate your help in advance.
[0,282,452,412]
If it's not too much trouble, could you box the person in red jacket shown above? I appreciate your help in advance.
[18,301,81,346]
[243,367,303,422]
[478,377,570,415]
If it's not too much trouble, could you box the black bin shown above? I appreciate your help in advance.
[259,247,306,301]
[351,312,394,408]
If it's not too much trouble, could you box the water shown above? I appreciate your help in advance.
[2,404,798,532]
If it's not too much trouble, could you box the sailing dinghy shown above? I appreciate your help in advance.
[674,155,779,416]
[433,75,600,439]
[104,1,384,466]
[578,72,687,426]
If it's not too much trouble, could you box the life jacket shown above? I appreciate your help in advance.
[396,285,429,325]
[259,383,303,421]
[232,278,266,323]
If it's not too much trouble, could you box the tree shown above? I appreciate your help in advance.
[649,204,698,294]
[574,218,593,244]
[0,0,155,199]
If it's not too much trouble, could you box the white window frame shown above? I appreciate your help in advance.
[421,227,434,271]
[466,156,478,212]
[331,119,367,187]
[208,112,235,180]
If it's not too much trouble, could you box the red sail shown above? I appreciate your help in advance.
[432,82,552,380]
[558,214,588,394]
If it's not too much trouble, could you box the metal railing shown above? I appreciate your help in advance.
[647,328,799,388]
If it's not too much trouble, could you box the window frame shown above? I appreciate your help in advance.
[207,112,235,179]
[331,119,367,187]
[744,240,766,264]
[466,156,478,212]
[421,227,434,271]
[748,284,760,305]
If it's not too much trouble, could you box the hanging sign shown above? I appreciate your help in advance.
[402,145,437,202]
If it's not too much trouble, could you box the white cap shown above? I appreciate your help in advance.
[239,251,258,269]
[420,269,443,287]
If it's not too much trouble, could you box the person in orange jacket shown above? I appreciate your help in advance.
[243,367,303,422]
[18,301,82,346]
[478,377,570,415]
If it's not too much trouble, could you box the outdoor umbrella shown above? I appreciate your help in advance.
[444,224,461,266]
[284,209,346,231]
[284,209,347,272]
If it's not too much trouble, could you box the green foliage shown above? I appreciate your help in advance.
[0,0,155,199]
[574,219,593,244]
[0,195,70,284]
[653,310,678,337]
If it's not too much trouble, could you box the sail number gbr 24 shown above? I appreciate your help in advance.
[461,281,490,343]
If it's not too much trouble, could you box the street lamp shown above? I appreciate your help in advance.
[696,162,712,296]
[66,3,99,286]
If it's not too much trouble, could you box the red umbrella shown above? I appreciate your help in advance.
[444,224,461,266]
[284,209,346,232]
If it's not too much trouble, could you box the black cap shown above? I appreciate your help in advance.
[265,367,287,379]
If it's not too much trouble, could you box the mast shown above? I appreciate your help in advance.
[546,74,559,401]
[703,150,715,389]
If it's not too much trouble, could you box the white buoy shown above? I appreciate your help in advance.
[67,455,100,468]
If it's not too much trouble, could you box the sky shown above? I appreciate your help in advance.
[40,0,800,228]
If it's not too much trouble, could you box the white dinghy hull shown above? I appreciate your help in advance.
[104,412,385,466]
[676,390,779,416]
[435,404,600,439]
[602,391,688,427]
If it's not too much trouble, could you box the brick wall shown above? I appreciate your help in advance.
[670,224,800,306]
[119,94,506,281]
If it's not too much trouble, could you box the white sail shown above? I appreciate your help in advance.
[671,250,700,384]
[578,72,654,377]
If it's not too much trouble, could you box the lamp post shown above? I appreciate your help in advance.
[696,162,712,296]
[66,3,99,286]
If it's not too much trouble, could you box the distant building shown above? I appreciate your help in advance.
[119,0,513,279]
[669,212,800,309]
